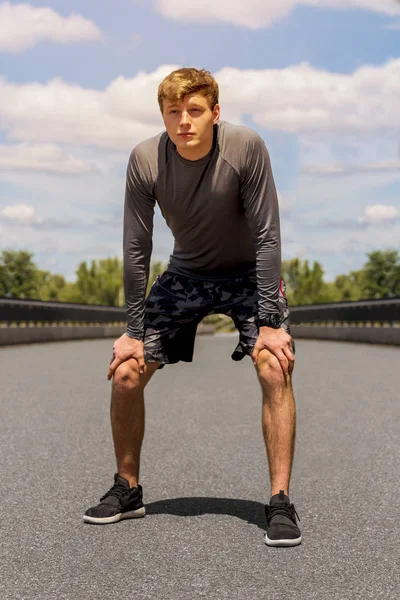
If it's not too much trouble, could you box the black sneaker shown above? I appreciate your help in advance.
[83,474,146,524]
[265,490,301,547]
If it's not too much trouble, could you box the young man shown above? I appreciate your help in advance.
[84,68,301,547]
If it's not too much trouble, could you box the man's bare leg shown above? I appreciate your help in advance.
[255,349,296,497]
[255,348,301,546]
[111,359,160,488]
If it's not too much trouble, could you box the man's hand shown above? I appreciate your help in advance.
[252,326,294,375]
[107,333,145,380]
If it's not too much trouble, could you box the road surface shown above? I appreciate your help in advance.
[1,336,399,599]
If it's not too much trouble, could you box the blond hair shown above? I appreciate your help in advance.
[158,68,219,113]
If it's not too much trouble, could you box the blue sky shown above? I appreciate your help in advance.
[0,0,399,281]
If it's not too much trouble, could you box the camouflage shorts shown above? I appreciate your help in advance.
[143,270,292,367]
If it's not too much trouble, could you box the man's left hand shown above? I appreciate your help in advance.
[252,326,294,375]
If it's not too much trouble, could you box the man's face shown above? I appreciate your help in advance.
[162,93,220,161]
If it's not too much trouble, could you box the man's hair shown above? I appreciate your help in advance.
[157,68,219,113]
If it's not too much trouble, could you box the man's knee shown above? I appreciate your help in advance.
[256,350,293,389]
[113,359,141,393]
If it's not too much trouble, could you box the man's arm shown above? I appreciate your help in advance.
[241,133,294,374]
[107,149,155,380]
[123,148,155,340]
[241,132,281,319]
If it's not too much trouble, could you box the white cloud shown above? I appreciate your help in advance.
[278,192,294,215]
[358,204,399,225]
[0,200,114,231]
[0,144,98,174]
[0,2,103,53]
[1,59,400,154]
[155,0,400,29]
[0,203,43,225]
[0,66,175,150]
[216,60,400,136]
[311,223,400,256]
[302,160,400,177]
[297,137,400,211]
[0,202,172,279]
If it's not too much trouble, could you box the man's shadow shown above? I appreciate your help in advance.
[145,497,267,531]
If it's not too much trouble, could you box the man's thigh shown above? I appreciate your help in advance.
[143,271,212,366]
[212,274,294,362]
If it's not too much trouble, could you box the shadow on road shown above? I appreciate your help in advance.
[145,497,267,531]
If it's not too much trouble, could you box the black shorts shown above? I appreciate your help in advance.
[143,270,292,367]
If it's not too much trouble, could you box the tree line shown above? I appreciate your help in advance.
[0,249,399,307]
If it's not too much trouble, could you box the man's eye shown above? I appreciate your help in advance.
[170,110,179,114]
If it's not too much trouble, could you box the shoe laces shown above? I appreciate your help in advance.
[100,482,130,503]
[265,502,300,525]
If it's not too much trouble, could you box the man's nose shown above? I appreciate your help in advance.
[180,111,190,125]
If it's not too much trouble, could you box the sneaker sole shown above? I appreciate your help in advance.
[83,507,146,524]
[265,534,302,547]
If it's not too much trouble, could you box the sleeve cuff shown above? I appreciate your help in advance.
[126,327,144,341]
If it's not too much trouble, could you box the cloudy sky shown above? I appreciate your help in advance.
[0,0,399,281]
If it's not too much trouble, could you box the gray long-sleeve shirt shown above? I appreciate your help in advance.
[123,120,281,339]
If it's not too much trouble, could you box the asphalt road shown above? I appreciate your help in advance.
[1,336,399,600]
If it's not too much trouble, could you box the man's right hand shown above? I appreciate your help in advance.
[107,333,145,380]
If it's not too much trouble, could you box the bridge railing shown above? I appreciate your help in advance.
[0,296,399,326]
[289,297,399,326]
[0,297,125,326]
[0,296,399,347]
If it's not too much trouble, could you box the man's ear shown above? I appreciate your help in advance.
[213,103,220,123]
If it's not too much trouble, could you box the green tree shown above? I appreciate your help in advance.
[36,271,67,301]
[361,249,400,299]
[281,258,335,305]
[74,257,124,306]
[331,271,364,302]
[0,250,39,298]
[57,282,86,304]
